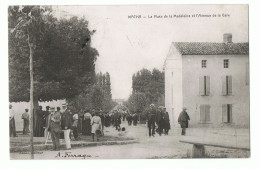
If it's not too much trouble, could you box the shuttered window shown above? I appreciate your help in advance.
[222,104,232,123]
[200,105,210,123]
[199,76,210,96]
[222,76,232,95]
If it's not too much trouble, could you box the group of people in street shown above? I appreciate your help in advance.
[146,104,171,137]
[126,113,138,126]
[9,102,190,151]
[46,105,105,151]
[146,104,190,137]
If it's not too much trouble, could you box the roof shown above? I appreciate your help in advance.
[173,42,249,55]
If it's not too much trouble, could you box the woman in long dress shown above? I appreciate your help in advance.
[91,112,102,141]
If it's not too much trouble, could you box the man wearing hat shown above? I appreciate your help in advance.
[21,108,30,135]
[147,104,157,137]
[178,107,190,136]
[61,104,72,150]
[47,107,61,151]
[156,106,164,136]
[9,104,16,137]
[162,107,170,135]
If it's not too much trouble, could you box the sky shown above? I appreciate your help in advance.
[53,5,248,100]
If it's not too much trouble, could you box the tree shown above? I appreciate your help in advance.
[9,6,98,103]
[9,6,98,158]
[67,72,114,114]
[126,68,165,119]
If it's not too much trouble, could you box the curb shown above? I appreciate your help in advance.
[10,139,139,153]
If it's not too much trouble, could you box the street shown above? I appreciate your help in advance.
[10,121,249,159]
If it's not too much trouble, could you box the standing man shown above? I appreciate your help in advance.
[35,106,45,137]
[61,104,72,150]
[72,112,79,140]
[156,106,164,136]
[9,104,16,137]
[133,113,138,126]
[48,107,61,151]
[43,106,50,138]
[114,109,121,130]
[21,108,30,135]
[162,107,170,135]
[147,104,157,137]
[127,113,132,126]
[178,107,190,136]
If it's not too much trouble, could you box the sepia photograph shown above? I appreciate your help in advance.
[7,4,250,160]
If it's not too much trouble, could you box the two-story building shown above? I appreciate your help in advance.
[164,34,249,128]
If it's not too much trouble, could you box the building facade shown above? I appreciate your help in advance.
[164,34,249,128]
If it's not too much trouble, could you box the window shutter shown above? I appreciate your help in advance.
[222,104,228,122]
[206,76,210,96]
[200,105,206,122]
[228,76,232,95]
[229,104,232,123]
[222,76,227,95]
[199,76,204,95]
[205,105,210,122]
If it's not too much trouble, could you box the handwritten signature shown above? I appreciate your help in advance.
[55,152,98,159]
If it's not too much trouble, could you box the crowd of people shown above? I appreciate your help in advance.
[9,103,190,151]
[146,104,171,137]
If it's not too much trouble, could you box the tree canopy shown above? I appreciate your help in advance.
[67,72,115,115]
[125,68,165,115]
[9,6,98,102]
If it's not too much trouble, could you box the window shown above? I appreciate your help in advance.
[246,62,249,85]
[222,76,232,95]
[202,60,207,68]
[200,105,210,123]
[222,104,232,123]
[199,76,210,96]
[224,59,229,68]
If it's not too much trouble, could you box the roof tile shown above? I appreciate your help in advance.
[173,42,249,55]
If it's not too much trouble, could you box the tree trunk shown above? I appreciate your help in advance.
[28,35,35,159]
[33,96,39,136]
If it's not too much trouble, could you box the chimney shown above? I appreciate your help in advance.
[223,33,232,43]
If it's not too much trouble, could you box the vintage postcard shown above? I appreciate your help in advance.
[8,5,249,159]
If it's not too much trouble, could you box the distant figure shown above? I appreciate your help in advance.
[114,109,121,130]
[99,109,105,134]
[178,107,190,136]
[111,113,114,126]
[84,110,92,136]
[156,106,164,136]
[162,107,170,135]
[21,108,30,135]
[35,106,45,137]
[126,113,132,126]
[147,104,157,137]
[122,111,126,121]
[104,114,111,127]
[118,127,126,136]
[43,106,50,138]
[91,112,102,142]
[9,104,16,137]
[72,112,79,140]
[47,107,61,151]
[132,113,138,126]
[61,105,72,150]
